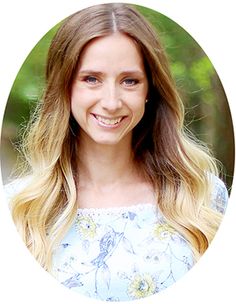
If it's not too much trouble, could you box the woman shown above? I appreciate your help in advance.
[6,3,228,301]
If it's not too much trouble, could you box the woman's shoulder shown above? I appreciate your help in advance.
[209,174,229,214]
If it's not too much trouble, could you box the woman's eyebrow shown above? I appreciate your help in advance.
[77,70,104,76]
[78,69,145,76]
[119,70,146,76]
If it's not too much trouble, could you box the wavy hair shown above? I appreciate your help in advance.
[11,3,222,271]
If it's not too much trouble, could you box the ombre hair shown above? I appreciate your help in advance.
[11,3,222,271]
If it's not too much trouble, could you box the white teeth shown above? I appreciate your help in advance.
[95,115,123,125]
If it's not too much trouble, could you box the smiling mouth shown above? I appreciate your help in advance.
[93,114,125,126]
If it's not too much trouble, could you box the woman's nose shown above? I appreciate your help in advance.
[100,82,122,113]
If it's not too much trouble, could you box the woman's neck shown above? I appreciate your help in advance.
[76,134,138,189]
[74,132,155,209]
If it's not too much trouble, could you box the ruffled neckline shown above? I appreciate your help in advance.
[77,202,157,216]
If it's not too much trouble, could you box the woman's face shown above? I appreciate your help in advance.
[71,33,148,146]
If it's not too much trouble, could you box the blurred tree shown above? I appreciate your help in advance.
[137,5,234,189]
[1,5,234,189]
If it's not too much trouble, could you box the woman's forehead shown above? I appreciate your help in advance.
[77,33,145,73]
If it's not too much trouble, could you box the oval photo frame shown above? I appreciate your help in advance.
[0,1,234,304]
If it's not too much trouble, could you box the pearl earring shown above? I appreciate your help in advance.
[145,99,148,103]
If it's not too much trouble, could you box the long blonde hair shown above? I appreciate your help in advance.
[11,3,222,271]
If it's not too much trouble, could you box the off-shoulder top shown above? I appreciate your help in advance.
[4,175,228,302]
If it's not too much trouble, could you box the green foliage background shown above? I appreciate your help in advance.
[1,5,234,189]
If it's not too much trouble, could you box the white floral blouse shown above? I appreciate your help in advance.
[51,176,228,302]
[4,175,228,301]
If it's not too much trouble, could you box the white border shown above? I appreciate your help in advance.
[0,1,235,303]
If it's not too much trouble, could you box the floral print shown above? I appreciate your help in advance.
[51,175,228,302]
[153,223,176,240]
[75,215,97,239]
[53,204,192,301]
[127,273,157,299]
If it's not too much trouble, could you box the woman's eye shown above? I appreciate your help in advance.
[123,78,139,86]
[85,76,99,84]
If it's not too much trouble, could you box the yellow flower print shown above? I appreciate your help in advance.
[128,273,156,299]
[154,223,176,240]
[75,215,97,239]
